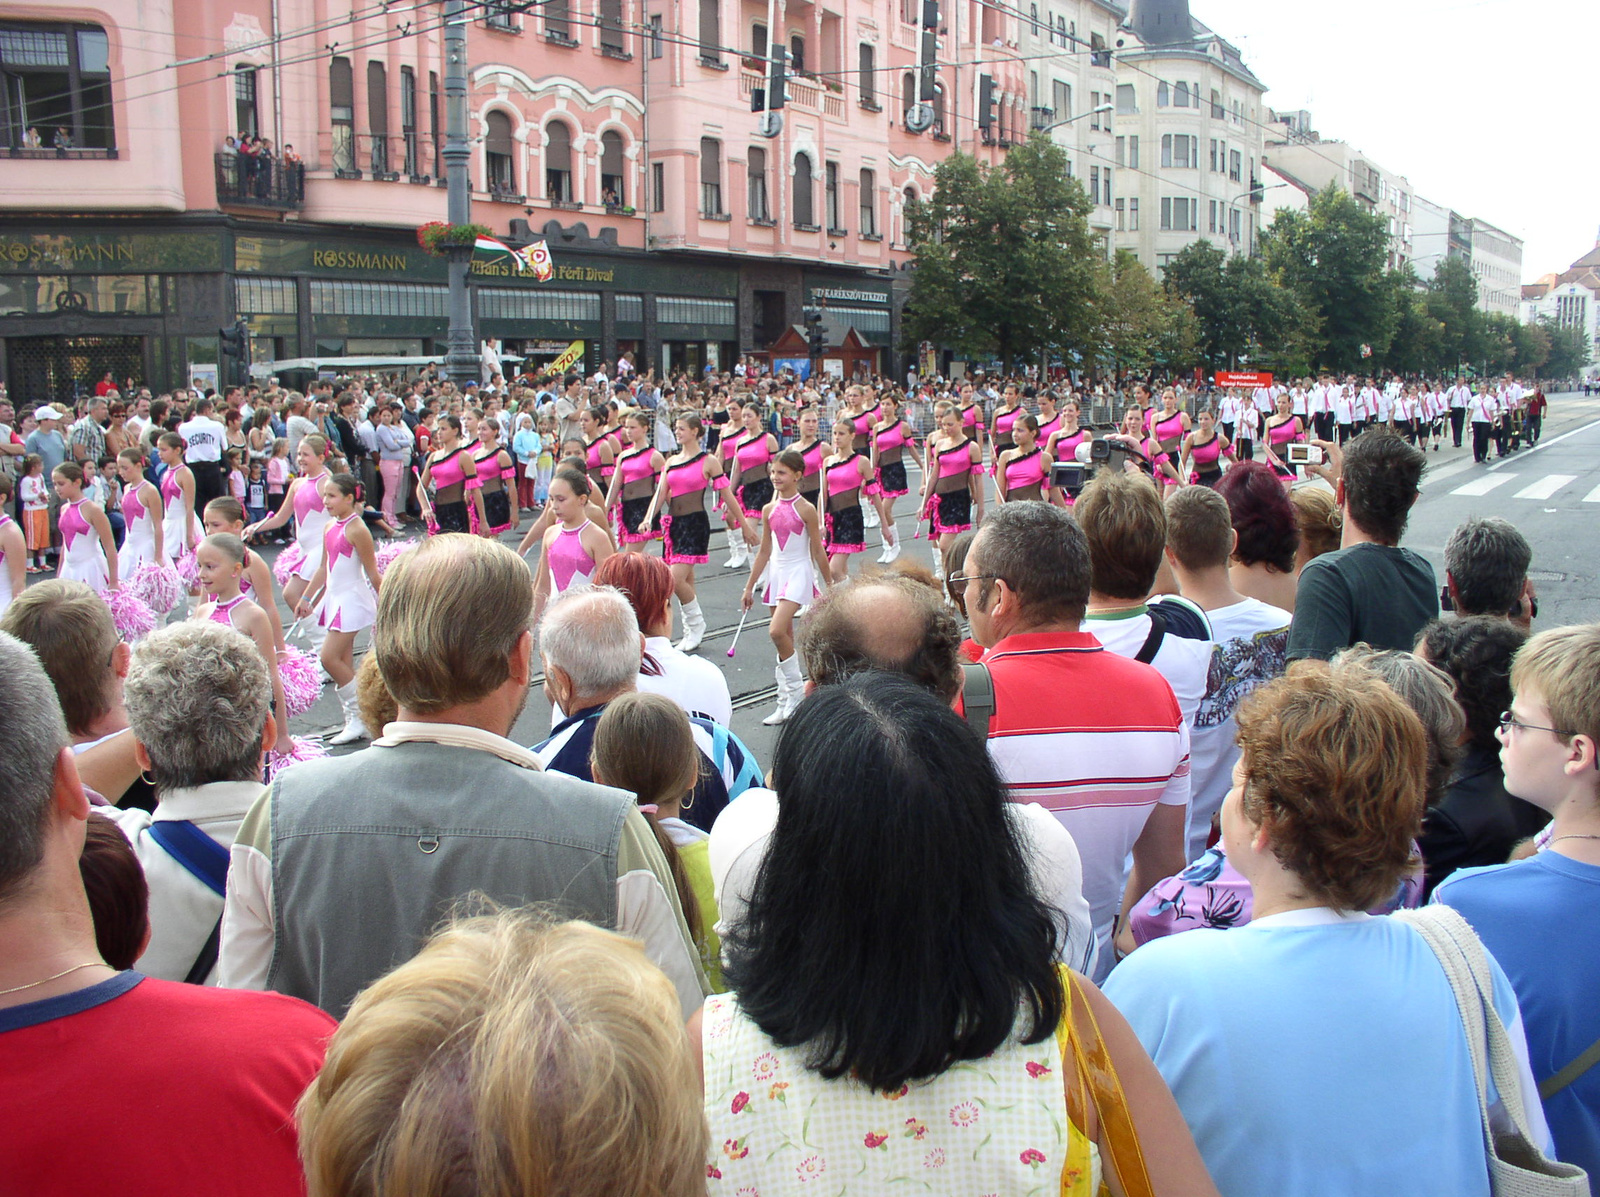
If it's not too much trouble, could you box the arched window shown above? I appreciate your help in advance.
[1157,80,1169,107]
[545,121,572,201]
[600,130,625,206]
[1174,80,1190,108]
[792,152,814,227]
[485,111,515,196]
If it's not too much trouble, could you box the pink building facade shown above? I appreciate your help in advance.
[1,0,1119,395]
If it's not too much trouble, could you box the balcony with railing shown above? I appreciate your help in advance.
[215,153,303,210]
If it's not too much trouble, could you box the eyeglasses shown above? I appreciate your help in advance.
[1498,711,1578,738]
[948,572,1002,589]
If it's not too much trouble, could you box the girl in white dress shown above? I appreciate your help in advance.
[295,473,382,745]
[740,449,829,727]
[115,447,164,574]
[52,463,119,593]
[246,433,333,641]
[192,533,293,754]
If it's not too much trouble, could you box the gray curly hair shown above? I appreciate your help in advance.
[124,621,272,791]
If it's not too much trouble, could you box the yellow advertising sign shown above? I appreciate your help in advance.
[548,340,585,374]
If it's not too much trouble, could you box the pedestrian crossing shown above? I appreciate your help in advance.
[1449,472,1595,502]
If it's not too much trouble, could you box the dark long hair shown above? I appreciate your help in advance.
[722,673,1064,1092]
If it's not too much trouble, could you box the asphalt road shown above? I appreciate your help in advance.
[59,391,1595,774]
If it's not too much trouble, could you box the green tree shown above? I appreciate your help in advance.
[1510,321,1550,376]
[1098,250,1170,374]
[1161,241,1316,373]
[1424,257,1483,372]
[1540,317,1593,380]
[902,134,1101,373]
[1382,268,1443,376]
[1259,187,1394,371]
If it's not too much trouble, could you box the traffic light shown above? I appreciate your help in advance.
[977,74,996,132]
[806,309,826,358]
[767,44,787,110]
[219,319,251,382]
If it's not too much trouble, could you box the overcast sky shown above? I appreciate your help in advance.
[1194,0,1599,282]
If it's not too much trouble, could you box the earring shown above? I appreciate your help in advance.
[138,769,156,787]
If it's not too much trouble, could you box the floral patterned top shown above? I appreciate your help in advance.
[702,992,1102,1196]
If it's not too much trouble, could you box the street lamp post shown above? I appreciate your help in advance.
[1030,102,1113,137]
[441,0,479,386]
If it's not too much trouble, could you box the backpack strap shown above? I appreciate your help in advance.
[1540,1031,1600,1101]
[147,819,230,898]
[1134,607,1167,665]
[961,661,995,738]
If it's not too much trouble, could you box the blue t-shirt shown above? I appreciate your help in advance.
[1103,909,1527,1197]
[1436,850,1600,1176]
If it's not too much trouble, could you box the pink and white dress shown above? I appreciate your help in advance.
[0,515,15,615]
[318,514,376,632]
[547,521,598,598]
[119,484,161,575]
[59,499,109,592]
[159,469,198,563]
[207,593,250,630]
[759,495,821,607]
[292,471,331,581]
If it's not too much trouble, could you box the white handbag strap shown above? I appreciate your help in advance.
[1395,907,1534,1143]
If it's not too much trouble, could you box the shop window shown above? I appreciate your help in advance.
[0,22,115,151]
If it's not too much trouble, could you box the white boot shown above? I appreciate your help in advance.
[863,504,880,528]
[762,654,804,725]
[328,680,369,745]
[882,527,901,564]
[723,535,748,569]
[677,599,706,653]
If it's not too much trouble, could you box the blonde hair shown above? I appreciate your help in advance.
[355,652,398,738]
[375,537,532,714]
[1511,625,1600,783]
[1291,485,1343,563]
[297,909,707,1197]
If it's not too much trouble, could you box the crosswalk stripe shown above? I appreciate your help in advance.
[1513,475,1577,501]
[1584,484,1600,504]
[1450,474,1517,496]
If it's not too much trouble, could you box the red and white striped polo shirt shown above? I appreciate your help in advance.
[975,630,1190,974]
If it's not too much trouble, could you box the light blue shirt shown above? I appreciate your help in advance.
[1103,908,1547,1197]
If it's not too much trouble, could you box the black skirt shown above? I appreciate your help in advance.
[826,502,865,548]
[434,499,470,534]
[483,488,512,530]
[799,486,821,511]
[665,509,711,561]
[738,477,774,516]
[878,460,909,496]
[620,495,662,539]
[934,489,972,532]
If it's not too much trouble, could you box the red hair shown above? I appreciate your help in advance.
[1214,461,1298,573]
[594,553,675,676]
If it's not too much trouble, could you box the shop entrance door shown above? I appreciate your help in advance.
[6,336,146,405]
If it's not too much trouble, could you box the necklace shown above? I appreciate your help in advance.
[0,961,105,997]
[1549,834,1600,847]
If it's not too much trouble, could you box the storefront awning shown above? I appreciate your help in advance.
[250,354,522,377]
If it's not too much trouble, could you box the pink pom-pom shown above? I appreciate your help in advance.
[104,588,157,642]
[173,550,199,587]
[276,646,323,718]
[267,735,329,777]
[374,539,418,577]
[272,542,306,587]
[128,562,185,612]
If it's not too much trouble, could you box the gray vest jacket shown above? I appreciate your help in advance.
[266,739,629,1018]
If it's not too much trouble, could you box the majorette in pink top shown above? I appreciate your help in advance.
[548,521,597,595]
[1003,448,1048,495]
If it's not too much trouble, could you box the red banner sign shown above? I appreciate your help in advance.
[1214,371,1274,388]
